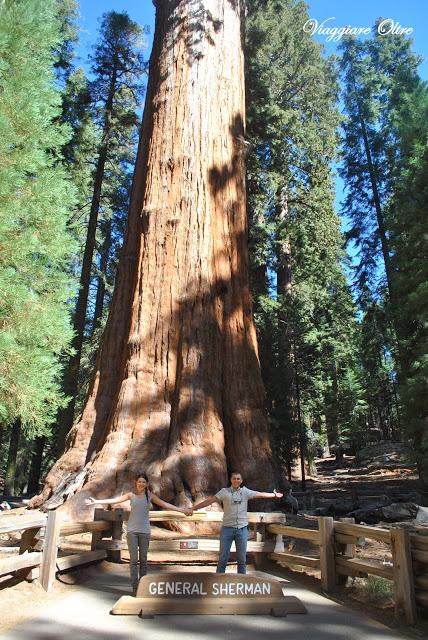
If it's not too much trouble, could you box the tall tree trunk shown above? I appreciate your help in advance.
[325,360,339,453]
[30,0,274,520]
[56,66,119,452]
[27,437,46,496]
[293,336,306,490]
[355,102,395,304]
[4,419,21,497]
[92,216,113,332]
[248,214,273,410]
[276,190,298,458]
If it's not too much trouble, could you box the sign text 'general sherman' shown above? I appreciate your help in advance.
[148,579,271,596]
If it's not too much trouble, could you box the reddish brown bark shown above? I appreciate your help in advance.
[30,0,274,520]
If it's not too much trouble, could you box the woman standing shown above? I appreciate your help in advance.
[85,473,193,594]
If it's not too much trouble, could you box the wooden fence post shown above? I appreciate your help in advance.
[254,520,265,568]
[319,516,335,592]
[336,517,356,586]
[109,509,124,562]
[39,511,62,592]
[19,525,43,582]
[391,527,416,624]
[274,533,285,553]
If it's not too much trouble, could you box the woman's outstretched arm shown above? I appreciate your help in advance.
[151,494,193,516]
[84,492,131,506]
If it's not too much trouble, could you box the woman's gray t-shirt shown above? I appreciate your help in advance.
[215,487,259,528]
[127,492,151,534]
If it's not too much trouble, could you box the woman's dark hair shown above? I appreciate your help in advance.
[230,471,242,479]
[135,472,150,500]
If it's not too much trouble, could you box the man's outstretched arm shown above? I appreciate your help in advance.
[193,496,219,510]
[251,490,283,500]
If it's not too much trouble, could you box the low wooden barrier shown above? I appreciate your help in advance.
[2,506,428,625]
[0,508,285,592]
[267,516,428,625]
[0,512,47,581]
[0,510,110,591]
[92,509,286,564]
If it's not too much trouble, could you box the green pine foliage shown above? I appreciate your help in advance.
[358,301,400,440]
[0,0,77,435]
[75,12,146,406]
[389,83,428,499]
[339,23,428,498]
[246,0,363,466]
[339,27,420,300]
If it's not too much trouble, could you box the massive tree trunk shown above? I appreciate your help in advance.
[30,0,274,520]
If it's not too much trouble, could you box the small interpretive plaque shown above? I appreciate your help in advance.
[111,572,307,617]
[179,540,199,549]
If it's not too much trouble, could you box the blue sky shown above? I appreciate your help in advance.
[76,0,428,78]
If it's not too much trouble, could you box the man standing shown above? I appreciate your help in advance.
[193,472,282,574]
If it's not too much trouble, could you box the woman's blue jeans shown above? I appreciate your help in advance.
[217,525,248,574]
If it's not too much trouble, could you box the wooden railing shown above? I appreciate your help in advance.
[268,516,428,625]
[2,507,427,625]
[92,509,286,563]
[0,508,285,592]
[0,510,110,591]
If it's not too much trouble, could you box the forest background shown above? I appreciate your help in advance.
[1,0,427,503]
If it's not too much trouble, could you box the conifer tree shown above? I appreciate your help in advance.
[57,12,145,451]
[0,0,77,494]
[389,84,428,501]
[246,0,360,472]
[339,27,420,303]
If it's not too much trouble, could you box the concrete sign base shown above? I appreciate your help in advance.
[111,572,307,617]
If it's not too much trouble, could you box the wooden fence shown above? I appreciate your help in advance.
[92,508,286,563]
[268,517,428,625]
[0,509,285,592]
[1,508,428,625]
[0,511,109,591]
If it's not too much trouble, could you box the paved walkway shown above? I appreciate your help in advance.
[0,564,410,640]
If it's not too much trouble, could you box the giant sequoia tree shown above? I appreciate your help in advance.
[31,0,274,518]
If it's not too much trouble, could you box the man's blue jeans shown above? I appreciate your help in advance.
[217,526,248,574]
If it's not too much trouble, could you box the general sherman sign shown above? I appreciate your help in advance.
[111,573,307,617]
[147,578,272,596]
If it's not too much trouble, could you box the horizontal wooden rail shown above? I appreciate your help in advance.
[415,590,428,608]
[94,509,285,524]
[96,539,276,552]
[335,556,393,580]
[335,532,359,546]
[0,552,42,577]
[59,521,111,537]
[334,522,391,544]
[415,575,428,590]
[56,550,107,572]
[410,534,428,551]
[269,551,320,569]
[267,524,320,543]
[411,548,428,564]
[0,513,47,535]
